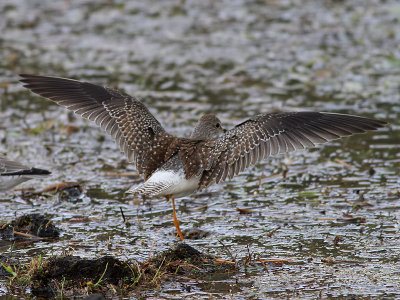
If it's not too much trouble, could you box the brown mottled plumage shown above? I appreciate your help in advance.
[198,112,386,187]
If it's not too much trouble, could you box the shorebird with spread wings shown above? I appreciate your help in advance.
[20,74,386,239]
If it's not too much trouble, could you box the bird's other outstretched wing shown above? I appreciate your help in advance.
[0,154,51,191]
[0,153,28,173]
[199,112,387,187]
[20,74,174,178]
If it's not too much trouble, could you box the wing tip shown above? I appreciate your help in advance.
[19,73,36,85]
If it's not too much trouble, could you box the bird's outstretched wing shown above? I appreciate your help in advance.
[0,154,51,191]
[20,74,175,178]
[0,153,28,173]
[199,112,387,187]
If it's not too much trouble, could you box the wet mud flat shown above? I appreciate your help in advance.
[1,178,399,299]
[1,0,400,298]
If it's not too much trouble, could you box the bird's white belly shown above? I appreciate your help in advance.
[128,170,200,199]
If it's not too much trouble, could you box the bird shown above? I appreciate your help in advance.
[0,153,51,191]
[19,74,387,239]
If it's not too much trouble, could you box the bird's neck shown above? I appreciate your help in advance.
[190,126,207,139]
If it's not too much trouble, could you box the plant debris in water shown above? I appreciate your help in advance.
[16,182,83,202]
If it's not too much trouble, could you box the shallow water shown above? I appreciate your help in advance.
[1,0,399,298]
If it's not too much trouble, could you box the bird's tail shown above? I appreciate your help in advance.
[127,181,172,197]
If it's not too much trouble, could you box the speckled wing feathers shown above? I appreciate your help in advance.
[177,139,216,178]
[198,112,386,188]
[19,74,174,178]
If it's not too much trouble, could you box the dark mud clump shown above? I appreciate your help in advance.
[0,224,14,240]
[32,256,132,284]
[13,214,60,238]
[0,214,60,240]
[2,243,237,298]
[34,244,236,297]
[57,183,84,202]
[149,243,237,279]
[31,256,133,298]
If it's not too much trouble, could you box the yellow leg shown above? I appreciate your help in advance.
[171,197,184,240]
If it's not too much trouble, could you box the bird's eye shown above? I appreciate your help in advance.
[216,123,220,128]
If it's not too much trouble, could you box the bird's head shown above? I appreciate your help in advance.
[190,114,226,139]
